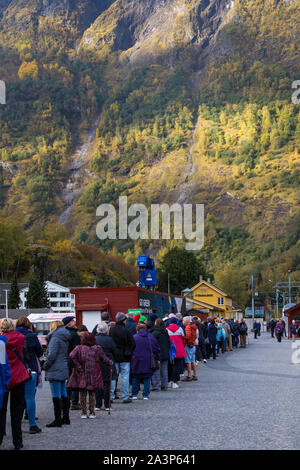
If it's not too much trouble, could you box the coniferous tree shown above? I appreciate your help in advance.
[8,275,20,309]
[26,272,49,308]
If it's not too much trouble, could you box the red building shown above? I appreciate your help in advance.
[70,286,193,332]
[285,303,300,334]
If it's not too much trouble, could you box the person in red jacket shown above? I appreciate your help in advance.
[166,319,186,389]
[0,318,29,450]
[67,332,113,419]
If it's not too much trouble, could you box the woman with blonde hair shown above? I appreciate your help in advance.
[0,318,29,450]
[43,320,71,427]
[15,316,43,434]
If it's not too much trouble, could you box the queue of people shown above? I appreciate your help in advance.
[0,311,257,449]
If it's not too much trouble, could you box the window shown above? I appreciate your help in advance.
[218,297,224,305]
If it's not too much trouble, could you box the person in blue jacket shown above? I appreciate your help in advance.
[0,334,11,412]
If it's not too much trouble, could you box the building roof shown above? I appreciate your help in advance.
[190,280,231,298]
[0,308,53,320]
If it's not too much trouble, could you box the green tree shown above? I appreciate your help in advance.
[8,275,20,309]
[26,272,49,308]
[157,247,207,295]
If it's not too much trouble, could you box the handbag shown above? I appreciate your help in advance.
[13,347,32,382]
[148,336,159,371]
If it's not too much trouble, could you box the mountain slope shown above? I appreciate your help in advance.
[0,0,300,291]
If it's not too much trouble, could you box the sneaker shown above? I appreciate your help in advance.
[143,397,149,400]
[105,408,112,411]
[95,407,102,411]
[122,399,132,403]
[29,426,42,434]
[168,382,173,388]
[89,414,96,419]
[132,396,138,400]
[203,359,207,363]
[81,415,88,419]
[192,376,198,381]
[172,383,179,389]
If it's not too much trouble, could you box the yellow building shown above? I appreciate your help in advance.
[186,280,233,319]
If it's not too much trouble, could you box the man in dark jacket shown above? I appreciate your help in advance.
[151,319,171,390]
[192,317,207,363]
[269,318,277,338]
[95,323,118,410]
[125,313,137,336]
[239,319,248,347]
[62,316,81,410]
[232,320,240,348]
[109,312,136,403]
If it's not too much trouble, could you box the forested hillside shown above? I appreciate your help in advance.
[1,0,300,303]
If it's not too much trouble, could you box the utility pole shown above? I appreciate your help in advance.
[288,270,292,305]
[276,288,279,320]
[251,275,255,322]
[5,289,9,319]
[168,273,170,294]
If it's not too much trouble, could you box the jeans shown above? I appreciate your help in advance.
[132,377,151,398]
[24,372,37,427]
[114,362,130,401]
[151,360,169,389]
[49,381,67,399]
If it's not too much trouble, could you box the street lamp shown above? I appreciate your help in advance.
[4,289,9,319]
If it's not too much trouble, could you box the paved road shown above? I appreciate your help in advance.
[1,333,300,450]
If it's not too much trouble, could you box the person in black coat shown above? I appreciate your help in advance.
[15,317,43,434]
[109,312,136,403]
[207,319,217,359]
[125,313,137,336]
[95,323,118,410]
[192,317,207,362]
[151,319,171,390]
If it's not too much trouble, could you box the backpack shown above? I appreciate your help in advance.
[240,323,247,334]
[169,342,177,362]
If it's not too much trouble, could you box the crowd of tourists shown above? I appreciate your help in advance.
[0,310,285,450]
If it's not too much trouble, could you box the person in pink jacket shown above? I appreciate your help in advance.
[67,332,113,419]
[0,318,29,450]
[166,319,186,389]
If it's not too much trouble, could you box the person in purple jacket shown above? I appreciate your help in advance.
[131,324,160,400]
[275,319,284,343]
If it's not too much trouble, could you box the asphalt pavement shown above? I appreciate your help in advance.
[1,332,299,450]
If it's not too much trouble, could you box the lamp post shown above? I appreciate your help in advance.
[4,289,9,319]
[288,270,292,305]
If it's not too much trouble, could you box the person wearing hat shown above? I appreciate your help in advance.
[109,312,136,403]
[62,316,81,410]
[146,313,158,333]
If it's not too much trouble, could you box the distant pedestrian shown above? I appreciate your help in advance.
[290,320,298,342]
[92,311,111,336]
[68,332,113,418]
[270,318,277,338]
[207,319,217,359]
[15,316,43,434]
[275,319,284,343]
[0,318,29,450]
[151,318,171,391]
[166,318,186,388]
[239,319,248,348]
[232,320,240,348]
[182,317,198,381]
[216,323,226,354]
[43,321,71,428]
[131,324,160,400]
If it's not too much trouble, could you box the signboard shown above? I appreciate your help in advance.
[128,308,142,315]
[137,291,186,318]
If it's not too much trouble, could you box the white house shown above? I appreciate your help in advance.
[20,281,75,313]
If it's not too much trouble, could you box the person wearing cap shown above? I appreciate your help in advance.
[109,312,136,403]
[61,316,81,410]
